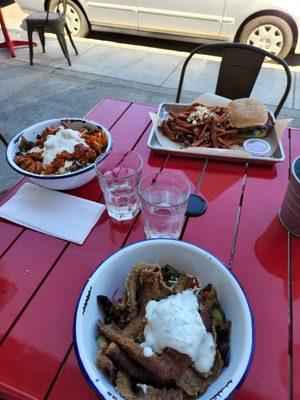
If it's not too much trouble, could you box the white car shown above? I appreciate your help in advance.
[16,0,300,59]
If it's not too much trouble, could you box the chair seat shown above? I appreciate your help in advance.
[26,5,78,67]
[26,12,63,23]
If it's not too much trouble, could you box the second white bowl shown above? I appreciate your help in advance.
[74,239,255,400]
[6,118,113,190]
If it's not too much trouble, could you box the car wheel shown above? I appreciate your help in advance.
[239,15,293,59]
[49,0,89,37]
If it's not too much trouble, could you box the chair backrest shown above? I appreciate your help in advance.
[46,0,67,20]
[176,42,292,118]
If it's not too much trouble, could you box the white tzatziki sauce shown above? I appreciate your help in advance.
[41,126,87,165]
[29,146,43,153]
[141,289,216,374]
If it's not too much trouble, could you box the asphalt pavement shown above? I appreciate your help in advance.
[1,2,300,193]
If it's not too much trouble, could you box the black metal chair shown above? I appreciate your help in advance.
[0,131,9,147]
[176,42,292,117]
[26,0,78,66]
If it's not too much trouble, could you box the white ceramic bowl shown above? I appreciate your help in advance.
[6,118,113,190]
[74,239,255,400]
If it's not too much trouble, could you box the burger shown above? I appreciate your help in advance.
[228,98,275,139]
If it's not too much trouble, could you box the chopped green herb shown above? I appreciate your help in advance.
[162,264,180,287]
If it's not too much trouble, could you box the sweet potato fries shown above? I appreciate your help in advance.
[159,103,244,149]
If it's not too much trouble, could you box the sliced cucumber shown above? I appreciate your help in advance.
[211,307,226,323]
[96,334,108,351]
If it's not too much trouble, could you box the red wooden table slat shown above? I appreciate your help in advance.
[183,161,245,265]
[85,98,131,127]
[232,130,290,400]
[0,232,66,342]
[290,128,300,400]
[0,102,155,400]
[0,222,23,257]
[0,180,25,257]
[163,154,204,193]
[47,349,98,400]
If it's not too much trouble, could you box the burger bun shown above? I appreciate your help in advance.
[228,98,268,128]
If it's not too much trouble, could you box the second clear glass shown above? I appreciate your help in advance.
[138,171,191,239]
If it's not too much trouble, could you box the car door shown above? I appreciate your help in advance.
[137,0,226,39]
[87,0,138,29]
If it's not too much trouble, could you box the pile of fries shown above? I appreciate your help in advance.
[159,103,244,149]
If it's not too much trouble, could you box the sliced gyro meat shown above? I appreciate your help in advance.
[105,342,163,385]
[99,324,190,383]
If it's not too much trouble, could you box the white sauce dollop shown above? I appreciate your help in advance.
[29,146,43,153]
[42,126,86,165]
[141,290,216,374]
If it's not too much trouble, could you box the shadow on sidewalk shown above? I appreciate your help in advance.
[89,31,300,67]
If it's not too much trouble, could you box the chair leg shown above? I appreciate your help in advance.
[37,27,45,53]
[27,24,34,66]
[65,23,78,55]
[56,32,71,66]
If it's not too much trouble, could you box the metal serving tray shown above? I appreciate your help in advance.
[147,103,285,165]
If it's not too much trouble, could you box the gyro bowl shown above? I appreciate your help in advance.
[6,118,112,190]
[74,239,254,400]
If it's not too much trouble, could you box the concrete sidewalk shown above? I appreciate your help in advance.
[1,3,300,193]
[1,26,299,111]
[1,3,299,111]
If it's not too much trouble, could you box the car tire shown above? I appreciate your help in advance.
[49,0,89,37]
[239,15,293,59]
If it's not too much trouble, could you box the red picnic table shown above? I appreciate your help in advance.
[0,98,299,400]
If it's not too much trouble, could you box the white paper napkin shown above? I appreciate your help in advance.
[0,183,106,245]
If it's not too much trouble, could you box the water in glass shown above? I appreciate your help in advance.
[102,167,140,221]
[141,184,187,239]
[95,150,143,221]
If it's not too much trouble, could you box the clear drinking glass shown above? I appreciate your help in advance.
[95,150,143,221]
[139,171,191,239]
